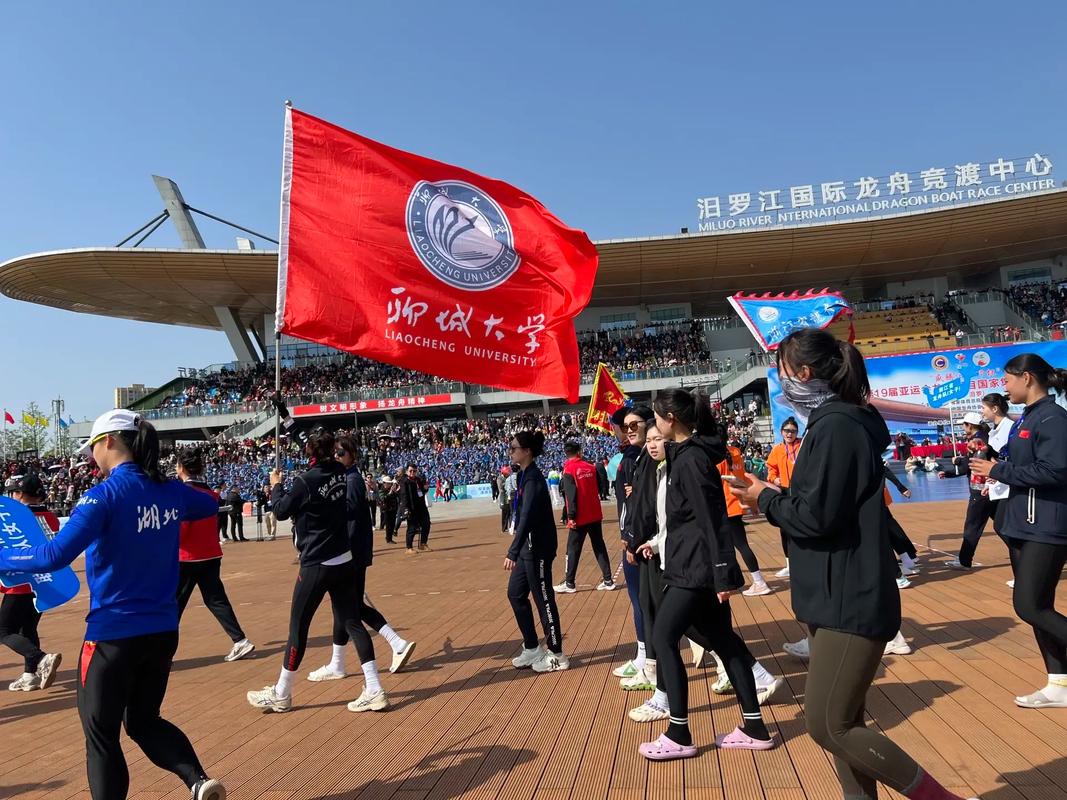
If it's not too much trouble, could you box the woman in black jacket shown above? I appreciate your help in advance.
[247,429,384,714]
[305,435,416,684]
[734,329,975,800]
[504,430,567,674]
[939,417,996,571]
[638,389,772,762]
[970,353,1067,709]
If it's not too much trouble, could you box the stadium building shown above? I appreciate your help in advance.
[2,169,1066,445]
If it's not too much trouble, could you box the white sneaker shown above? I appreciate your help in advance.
[613,660,639,678]
[901,564,920,576]
[532,650,570,673]
[553,582,577,594]
[191,777,226,800]
[775,565,790,579]
[757,677,784,706]
[307,665,347,682]
[628,698,670,722]
[945,559,971,570]
[712,673,733,694]
[596,580,618,591]
[621,667,655,691]
[1007,579,1016,589]
[896,576,912,590]
[390,641,416,673]
[783,638,810,660]
[884,634,912,656]
[347,687,389,712]
[742,581,772,597]
[224,640,255,662]
[246,685,292,712]
[513,646,546,669]
[8,673,40,692]
[35,653,61,690]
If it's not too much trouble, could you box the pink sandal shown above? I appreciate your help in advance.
[639,734,699,761]
[715,727,775,750]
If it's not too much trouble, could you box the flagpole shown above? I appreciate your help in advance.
[274,99,294,474]
[274,332,281,471]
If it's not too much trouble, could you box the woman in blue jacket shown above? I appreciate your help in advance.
[0,410,224,800]
[970,353,1067,709]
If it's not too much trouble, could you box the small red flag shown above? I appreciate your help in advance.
[3,411,13,426]
[276,108,599,402]
[585,363,628,433]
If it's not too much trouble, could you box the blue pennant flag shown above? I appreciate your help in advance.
[57,417,69,430]
[0,498,81,612]
[728,289,854,352]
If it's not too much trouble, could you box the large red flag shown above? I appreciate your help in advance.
[276,107,599,402]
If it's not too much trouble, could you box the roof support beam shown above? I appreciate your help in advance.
[152,176,206,248]
[214,306,261,365]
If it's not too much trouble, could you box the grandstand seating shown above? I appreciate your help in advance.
[828,306,955,355]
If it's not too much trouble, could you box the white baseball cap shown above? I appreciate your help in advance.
[78,409,142,457]
[961,411,985,426]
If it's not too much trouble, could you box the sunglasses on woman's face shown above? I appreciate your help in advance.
[623,421,646,433]
[782,429,799,435]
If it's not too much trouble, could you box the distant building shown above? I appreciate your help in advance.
[114,384,156,408]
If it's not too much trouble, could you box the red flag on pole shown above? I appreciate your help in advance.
[585,363,628,433]
[3,411,13,426]
[276,107,599,402]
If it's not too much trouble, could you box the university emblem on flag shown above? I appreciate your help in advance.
[405,180,521,291]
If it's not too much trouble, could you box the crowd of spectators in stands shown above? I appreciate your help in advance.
[1006,282,1067,327]
[1,455,98,516]
[155,324,715,412]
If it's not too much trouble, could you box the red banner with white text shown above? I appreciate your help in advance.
[276,108,599,402]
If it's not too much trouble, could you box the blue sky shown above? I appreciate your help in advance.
[1,2,1064,420]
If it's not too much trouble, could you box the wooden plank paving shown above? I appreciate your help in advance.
[1,500,1065,799]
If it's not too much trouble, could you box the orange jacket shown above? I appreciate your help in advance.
[766,440,802,488]
[718,446,746,519]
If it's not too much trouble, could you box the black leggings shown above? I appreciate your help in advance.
[806,627,924,798]
[176,559,245,643]
[563,521,612,585]
[958,492,995,567]
[332,596,389,646]
[638,557,757,672]
[722,517,760,573]
[507,557,562,653]
[1007,536,1067,673]
[0,592,44,672]
[77,630,205,799]
[285,560,374,670]
[652,585,761,728]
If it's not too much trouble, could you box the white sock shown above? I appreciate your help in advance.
[275,668,296,698]
[379,624,407,654]
[635,642,646,670]
[711,650,726,674]
[751,570,765,585]
[751,661,775,687]
[651,688,668,708]
[21,672,33,680]
[644,658,657,675]
[362,660,382,694]
[902,553,917,570]
[329,644,346,673]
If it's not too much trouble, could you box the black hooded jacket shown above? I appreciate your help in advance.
[624,449,659,552]
[271,460,349,567]
[346,466,374,567]
[758,401,900,641]
[662,434,743,592]
[506,462,558,561]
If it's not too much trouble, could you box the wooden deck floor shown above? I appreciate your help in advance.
[2,500,1065,799]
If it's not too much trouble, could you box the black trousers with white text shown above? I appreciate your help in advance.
[508,556,562,653]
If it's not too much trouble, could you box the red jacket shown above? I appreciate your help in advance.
[562,457,603,526]
[1,506,60,595]
[179,483,224,562]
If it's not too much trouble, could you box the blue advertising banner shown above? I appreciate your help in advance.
[768,340,1067,442]
[0,497,81,612]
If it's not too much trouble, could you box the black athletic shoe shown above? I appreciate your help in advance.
[191,777,226,800]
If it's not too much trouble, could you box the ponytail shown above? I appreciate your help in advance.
[118,419,164,483]
[981,392,1010,418]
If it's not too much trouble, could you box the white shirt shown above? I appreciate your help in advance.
[986,415,1015,501]
[648,462,669,569]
